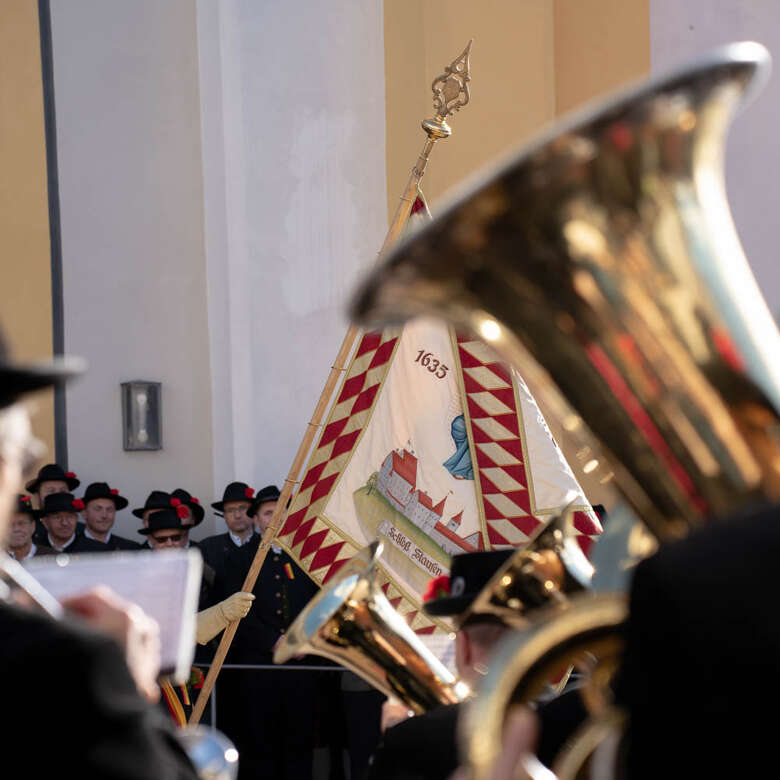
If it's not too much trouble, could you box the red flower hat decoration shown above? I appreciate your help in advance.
[175,504,189,519]
[245,487,254,499]
[110,488,119,495]
[65,472,76,479]
[72,499,85,511]
[21,495,31,504]
[170,498,182,507]
[191,497,200,504]
[422,574,451,603]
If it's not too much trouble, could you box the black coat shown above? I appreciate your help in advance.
[102,532,143,551]
[365,690,586,780]
[216,535,319,663]
[614,502,780,779]
[198,531,254,587]
[0,601,197,778]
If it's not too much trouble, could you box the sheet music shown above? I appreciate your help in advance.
[418,630,457,677]
[24,549,202,683]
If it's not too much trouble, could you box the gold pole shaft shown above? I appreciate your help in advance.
[188,39,473,726]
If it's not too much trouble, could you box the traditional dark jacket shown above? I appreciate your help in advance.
[0,601,198,778]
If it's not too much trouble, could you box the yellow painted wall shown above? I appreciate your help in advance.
[0,1,56,456]
[384,0,649,215]
[383,1,649,503]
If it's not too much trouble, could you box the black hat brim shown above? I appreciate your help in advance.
[0,357,86,410]
[421,595,475,617]
[25,473,81,493]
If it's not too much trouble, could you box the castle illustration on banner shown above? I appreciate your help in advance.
[376,447,481,556]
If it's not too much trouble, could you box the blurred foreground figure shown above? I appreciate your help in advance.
[0,330,198,778]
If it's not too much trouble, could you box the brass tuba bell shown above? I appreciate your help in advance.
[274,540,470,714]
[349,40,780,778]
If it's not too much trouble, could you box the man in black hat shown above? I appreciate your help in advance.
[141,506,255,725]
[36,492,109,554]
[0,327,198,777]
[7,494,55,560]
[80,481,140,550]
[365,549,515,780]
[26,462,83,545]
[212,487,319,780]
[367,549,591,780]
[132,489,174,527]
[198,481,257,586]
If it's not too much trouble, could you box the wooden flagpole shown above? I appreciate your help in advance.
[188,40,473,726]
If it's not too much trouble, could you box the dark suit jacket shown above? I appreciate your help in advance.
[216,535,318,663]
[102,532,142,551]
[614,502,780,779]
[366,704,460,780]
[0,601,197,777]
[198,531,254,586]
[365,688,587,780]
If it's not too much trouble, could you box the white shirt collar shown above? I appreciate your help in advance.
[9,543,36,560]
[84,528,111,543]
[48,533,75,552]
[229,530,254,547]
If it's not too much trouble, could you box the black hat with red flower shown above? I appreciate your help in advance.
[421,549,514,619]
[34,491,85,518]
[211,481,255,513]
[131,490,172,519]
[16,494,35,518]
[137,506,189,536]
[171,488,205,525]
[82,482,129,511]
[25,463,80,493]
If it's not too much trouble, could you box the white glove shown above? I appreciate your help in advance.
[195,591,255,645]
[220,590,255,622]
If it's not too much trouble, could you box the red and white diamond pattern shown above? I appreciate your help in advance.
[455,335,602,556]
[279,329,399,584]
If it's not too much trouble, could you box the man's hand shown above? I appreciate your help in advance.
[381,697,414,732]
[62,586,161,702]
[218,591,254,622]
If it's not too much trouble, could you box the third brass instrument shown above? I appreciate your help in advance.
[274,540,470,713]
[349,40,780,778]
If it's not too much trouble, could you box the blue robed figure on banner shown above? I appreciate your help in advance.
[442,414,473,480]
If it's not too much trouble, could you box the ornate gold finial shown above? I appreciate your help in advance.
[423,40,473,139]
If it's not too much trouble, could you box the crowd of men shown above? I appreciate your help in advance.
[8,460,385,779]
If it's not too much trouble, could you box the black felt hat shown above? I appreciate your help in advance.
[82,482,129,511]
[25,462,80,493]
[421,549,514,618]
[131,490,172,519]
[0,328,84,411]
[248,484,281,517]
[137,506,188,536]
[171,488,205,525]
[15,494,35,518]
[211,481,255,513]
[35,491,84,518]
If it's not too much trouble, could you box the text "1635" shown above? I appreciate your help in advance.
[414,350,449,379]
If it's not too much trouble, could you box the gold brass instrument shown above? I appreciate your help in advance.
[349,40,780,778]
[461,498,595,629]
[274,540,470,713]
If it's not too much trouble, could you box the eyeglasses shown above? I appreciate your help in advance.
[151,532,185,545]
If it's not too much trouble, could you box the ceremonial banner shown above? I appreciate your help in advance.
[278,195,601,633]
